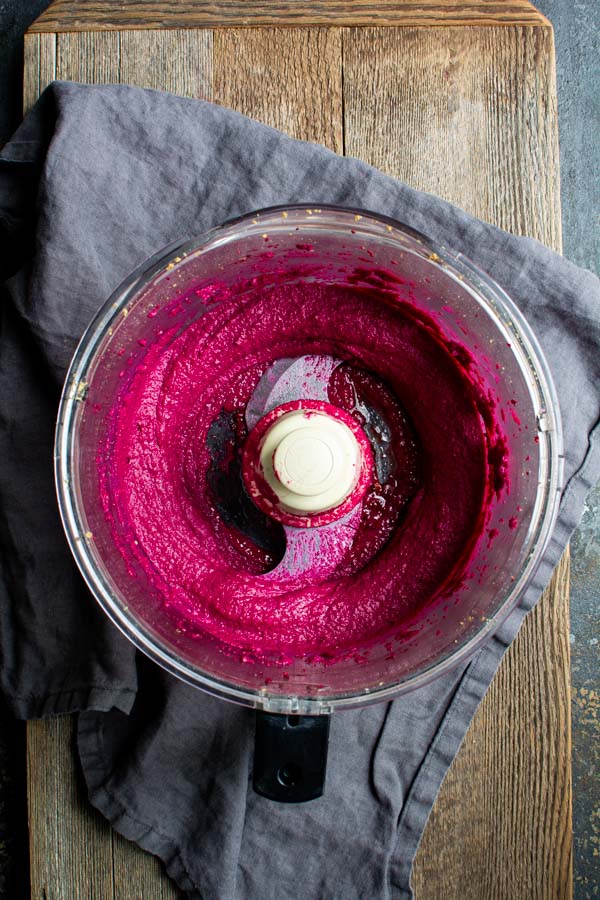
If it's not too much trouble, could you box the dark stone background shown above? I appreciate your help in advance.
[0,1,597,896]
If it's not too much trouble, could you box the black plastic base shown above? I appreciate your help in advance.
[253,712,331,803]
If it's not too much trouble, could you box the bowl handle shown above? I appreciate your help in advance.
[252,711,330,802]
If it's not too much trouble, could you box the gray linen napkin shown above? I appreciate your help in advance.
[1,82,599,899]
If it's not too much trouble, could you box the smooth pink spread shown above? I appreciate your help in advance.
[99,279,507,661]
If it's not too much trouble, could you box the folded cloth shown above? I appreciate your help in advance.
[1,82,598,899]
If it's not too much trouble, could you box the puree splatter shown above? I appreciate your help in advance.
[99,279,507,659]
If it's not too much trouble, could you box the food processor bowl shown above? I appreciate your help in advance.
[55,206,562,799]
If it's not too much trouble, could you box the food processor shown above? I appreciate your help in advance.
[55,206,563,802]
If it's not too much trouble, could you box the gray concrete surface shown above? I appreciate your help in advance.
[570,480,600,897]
[537,0,600,275]
[0,1,598,897]
[535,4,599,894]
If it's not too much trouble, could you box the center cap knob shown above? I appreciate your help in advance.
[258,408,364,515]
[273,432,335,496]
[270,415,358,507]
[242,400,374,527]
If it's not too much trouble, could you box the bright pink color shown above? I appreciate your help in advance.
[99,280,508,659]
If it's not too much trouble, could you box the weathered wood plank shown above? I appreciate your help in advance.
[414,553,572,899]
[24,29,213,108]
[213,27,343,152]
[342,24,561,242]
[27,716,115,899]
[56,30,121,84]
[23,32,56,115]
[111,827,183,899]
[119,29,212,99]
[342,24,569,898]
[27,716,183,900]
[29,0,551,33]
[24,18,570,900]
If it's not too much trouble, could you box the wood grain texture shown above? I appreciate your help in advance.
[23,29,212,114]
[24,20,570,900]
[27,717,115,899]
[342,24,561,240]
[23,33,56,113]
[29,0,551,33]
[27,717,182,899]
[119,29,212,99]
[111,820,182,900]
[213,27,343,151]
[414,553,573,899]
[56,30,121,84]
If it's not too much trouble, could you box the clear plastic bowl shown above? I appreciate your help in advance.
[55,205,563,715]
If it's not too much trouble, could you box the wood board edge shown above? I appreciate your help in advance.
[28,1,552,34]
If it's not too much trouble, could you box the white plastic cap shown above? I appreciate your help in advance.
[259,410,362,515]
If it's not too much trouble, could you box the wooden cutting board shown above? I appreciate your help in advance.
[23,2,572,897]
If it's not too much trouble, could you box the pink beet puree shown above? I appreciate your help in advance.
[99,279,508,660]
